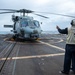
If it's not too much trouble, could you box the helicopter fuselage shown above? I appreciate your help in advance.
[12,16,42,40]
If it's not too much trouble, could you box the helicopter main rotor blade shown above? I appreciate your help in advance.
[35,11,75,18]
[0,9,18,11]
[0,9,33,13]
[33,13,49,19]
[47,13,75,18]
[0,11,16,14]
[0,9,75,18]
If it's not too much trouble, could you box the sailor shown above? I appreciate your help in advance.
[56,19,75,74]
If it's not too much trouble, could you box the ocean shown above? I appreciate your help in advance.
[0,31,13,34]
[0,31,58,34]
[41,31,59,34]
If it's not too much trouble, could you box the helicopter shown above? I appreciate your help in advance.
[0,9,49,40]
[0,9,75,40]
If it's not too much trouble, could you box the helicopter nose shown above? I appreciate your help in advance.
[33,30,38,33]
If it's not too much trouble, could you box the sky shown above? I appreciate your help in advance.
[0,0,75,32]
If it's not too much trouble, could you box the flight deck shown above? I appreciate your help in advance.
[0,34,74,75]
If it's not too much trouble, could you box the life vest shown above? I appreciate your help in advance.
[66,26,75,44]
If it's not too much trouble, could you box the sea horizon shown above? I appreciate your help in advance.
[0,31,59,34]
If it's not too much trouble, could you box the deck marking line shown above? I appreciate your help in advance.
[0,53,64,60]
[12,45,20,75]
[38,41,65,51]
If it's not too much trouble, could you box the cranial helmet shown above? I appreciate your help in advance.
[71,19,75,26]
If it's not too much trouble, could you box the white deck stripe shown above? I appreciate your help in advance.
[12,45,20,75]
[38,41,65,51]
[0,53,64,60]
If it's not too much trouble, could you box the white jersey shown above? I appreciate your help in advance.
[66,26,75,44]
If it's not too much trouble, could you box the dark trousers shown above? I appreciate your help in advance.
[63,44,75,73]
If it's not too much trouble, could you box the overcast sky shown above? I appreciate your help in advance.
[0,0,75,32]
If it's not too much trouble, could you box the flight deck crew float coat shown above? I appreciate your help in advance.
[57,20,75,73]
[66,26,75,44]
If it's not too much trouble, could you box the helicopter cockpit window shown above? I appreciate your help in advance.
[20,20,28,27]
[33,21,40,27]
[28,21,35,26]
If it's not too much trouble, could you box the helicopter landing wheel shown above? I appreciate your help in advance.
[12,34,19,41]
